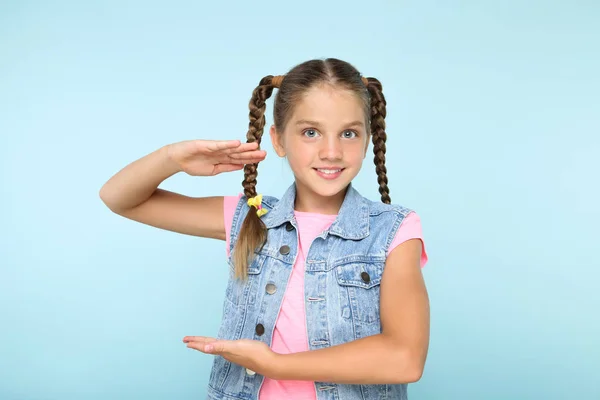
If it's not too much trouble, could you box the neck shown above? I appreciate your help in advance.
[293,182,348,215]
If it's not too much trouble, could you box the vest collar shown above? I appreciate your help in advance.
[261,182,370,240]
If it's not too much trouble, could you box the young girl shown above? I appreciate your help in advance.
[100,58,429,400]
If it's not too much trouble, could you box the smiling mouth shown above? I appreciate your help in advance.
[315,168,343,173]
[313,168,345,179]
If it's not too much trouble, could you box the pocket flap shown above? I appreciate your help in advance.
[335,263,383,289]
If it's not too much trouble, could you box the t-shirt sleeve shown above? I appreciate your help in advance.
[224,194,243,257]
[386,212,428,268]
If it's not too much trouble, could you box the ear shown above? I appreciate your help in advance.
[270,125,286,157]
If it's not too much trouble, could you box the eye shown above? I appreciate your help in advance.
[303,129,319,138]
[342,130,358,139]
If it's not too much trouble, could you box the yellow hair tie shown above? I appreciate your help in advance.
[247,194,268,217]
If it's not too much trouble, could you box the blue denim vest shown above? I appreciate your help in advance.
[207,183,413,400]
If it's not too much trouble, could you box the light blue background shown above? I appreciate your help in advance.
[1,1,598,399]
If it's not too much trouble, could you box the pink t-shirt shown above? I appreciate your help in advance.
[224,195,428,400]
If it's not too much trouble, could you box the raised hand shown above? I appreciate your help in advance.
[166,139,266,176]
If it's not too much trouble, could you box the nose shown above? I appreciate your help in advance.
[319,135,342,161]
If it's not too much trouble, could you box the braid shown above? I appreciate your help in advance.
[365,77,391,204]
[242,76,275,198]
[233,75,277,280]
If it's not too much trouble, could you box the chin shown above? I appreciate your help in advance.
[312,183,350,198]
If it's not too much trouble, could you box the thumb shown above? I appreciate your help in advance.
[213,163,244,175]
[205,340,229,354]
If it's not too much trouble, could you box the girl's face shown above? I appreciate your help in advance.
[270,84,370,210]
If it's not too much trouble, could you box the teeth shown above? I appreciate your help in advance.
[317,169,341,174]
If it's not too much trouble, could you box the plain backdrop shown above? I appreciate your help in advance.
[1,1,599,399]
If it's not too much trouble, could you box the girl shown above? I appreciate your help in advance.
[100,58,429,400]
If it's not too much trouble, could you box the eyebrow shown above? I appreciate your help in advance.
[294,119,364,128]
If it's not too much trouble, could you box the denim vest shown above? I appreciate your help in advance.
[207,183,413,400]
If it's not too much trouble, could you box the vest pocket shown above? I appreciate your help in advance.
[225,252,266,306]
[335,262,383,324]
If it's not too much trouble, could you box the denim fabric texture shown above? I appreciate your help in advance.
[207,183,413,400]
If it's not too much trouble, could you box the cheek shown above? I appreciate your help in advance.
[347,143,369,165]
[284,139,311,165]
[286,150,311,168]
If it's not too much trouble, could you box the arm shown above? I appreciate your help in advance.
[99,140,266,240]
[272,239,430,384]
[99,145,226,240]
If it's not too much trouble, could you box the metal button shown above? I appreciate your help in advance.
[361,272,371,283]
[255,323,265,336]
[266,283,277,295]
[286,222,294,231]
[246,368,256,376]
[279,245,290,255]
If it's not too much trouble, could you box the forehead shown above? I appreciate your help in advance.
[289,84,366,126]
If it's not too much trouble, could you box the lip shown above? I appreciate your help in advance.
[313,167,345,180]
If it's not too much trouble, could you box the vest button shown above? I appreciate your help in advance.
[285,222,294,231]
[279,245,290,255]
[361,271,371,283]
[246,368,256,376]
[265,283,277,295]
[255,323,265,336]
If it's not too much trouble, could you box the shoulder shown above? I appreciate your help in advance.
[260,194,280,209]
[357,192,418,244]
[363,195,414,220]
[224,194,243,210]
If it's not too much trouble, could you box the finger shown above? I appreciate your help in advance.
[208,341,229,354]
[216,153,266,166]
[218,160,265,168]
[186,341,212,352]
[182,336,216,343]
[220,142,260,155]
[222,152,267,166]
[228,150,267,161]
[187,339,229,354]
[206,140,242,152]
[183,336,218,352]
[222,157,266,166]
[213,164,245,174]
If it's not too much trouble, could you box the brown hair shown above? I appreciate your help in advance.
[232,58,389,279]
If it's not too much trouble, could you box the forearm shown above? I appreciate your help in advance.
[99,145,181,211]
[271,334,422,385]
